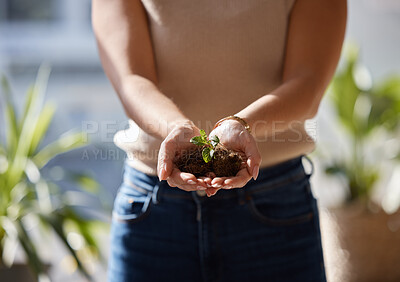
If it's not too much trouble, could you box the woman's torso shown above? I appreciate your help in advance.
[114,0,315,175]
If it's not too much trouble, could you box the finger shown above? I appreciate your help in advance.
[177,184,205,192]
[166,177,207,192]
[211,177,226,187]
[180,184,206,192]
[169,168,207,189]
[244,138,262,180]
[214,178,233,189]
[174,169,200,184]
[198,177,213,187]
[166,178,177,187]
[157,140,176,180]
[222,168,252,188]
[206,187,220,197]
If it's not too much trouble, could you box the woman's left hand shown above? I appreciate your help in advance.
[206,119,261,196]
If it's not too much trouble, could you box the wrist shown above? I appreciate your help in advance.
[167,119,198,135]
[213,115,251,134]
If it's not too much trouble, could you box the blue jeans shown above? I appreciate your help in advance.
[108,156,326,282]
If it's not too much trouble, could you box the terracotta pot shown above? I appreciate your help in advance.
[0,263,36,282]
[320,204,400,282]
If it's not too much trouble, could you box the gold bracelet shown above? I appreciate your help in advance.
[213,115,251,134]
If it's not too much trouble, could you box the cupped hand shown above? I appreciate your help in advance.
[206,119,261,196]
[157,121,209,192]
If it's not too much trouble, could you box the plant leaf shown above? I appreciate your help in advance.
[33,131,87,169]
[209,149,214,159]
[330,48,360,135]
[6,65,51,189]
[200,129,207,138]
[20,85,36,130]
[20,64,51,130]
[325,165,346,175]
[190,136,206,146]
[39,212,92,280]
[210,135,220,148]
[14,218,47,276]
[1,75,19,156]
[63,207,101,258]
[202,147,212,163]
[0,144,5,155]
[28,102,57,156]
[368,77,400,132]
[69,172,100,194]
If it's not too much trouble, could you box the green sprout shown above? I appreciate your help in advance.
[190,129,220,163]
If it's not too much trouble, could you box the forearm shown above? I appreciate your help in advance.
[92,0,191,140]
[236,74,324,139]
[118,74,191,139]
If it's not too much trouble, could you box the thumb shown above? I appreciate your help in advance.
[157,141,175,180]
[244,136,261,180]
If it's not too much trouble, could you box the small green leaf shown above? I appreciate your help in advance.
[190,136,206,146]
[209,149,215,159]
[202,147,212,163]
[200,129,207,140]
[210,135,220,148]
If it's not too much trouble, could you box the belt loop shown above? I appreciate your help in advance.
[237,188,246,205]
[151,182,161,205]
[141,194,152,214]
[302,155,314,179]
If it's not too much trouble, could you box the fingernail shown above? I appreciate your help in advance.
[187,180,196,185]
[225,185,233,189]
[253,165,259,180]
[197,186,207,190]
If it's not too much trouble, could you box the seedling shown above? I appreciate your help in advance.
[178,130,241,177]
[190,129,220,163]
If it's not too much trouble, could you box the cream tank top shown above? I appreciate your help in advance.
[114,0,315,176]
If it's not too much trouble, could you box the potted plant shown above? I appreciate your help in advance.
[318,46,400,282]
[0,66,104,281]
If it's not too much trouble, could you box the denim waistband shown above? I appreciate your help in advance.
[120,155,312,202]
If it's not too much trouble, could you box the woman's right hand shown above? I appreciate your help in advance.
[157,121,210,192]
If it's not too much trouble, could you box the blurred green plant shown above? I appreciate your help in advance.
[324,45,400,205]
[0,66,103,281]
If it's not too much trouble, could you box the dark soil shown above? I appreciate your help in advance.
[175,144,243,177]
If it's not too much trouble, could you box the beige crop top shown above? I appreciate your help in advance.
[114,0,315,175]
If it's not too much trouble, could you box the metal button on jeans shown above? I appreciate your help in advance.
[196,190,207,197]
